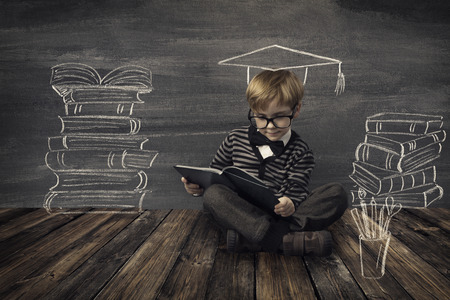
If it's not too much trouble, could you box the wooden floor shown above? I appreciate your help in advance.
[0,207,449,300]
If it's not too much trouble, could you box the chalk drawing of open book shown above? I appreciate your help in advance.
[44,63,158,214]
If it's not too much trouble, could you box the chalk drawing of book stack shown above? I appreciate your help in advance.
[44,63,158,214]
[349,112,446,208]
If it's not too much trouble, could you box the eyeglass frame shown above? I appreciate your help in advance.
[248,105,298,129]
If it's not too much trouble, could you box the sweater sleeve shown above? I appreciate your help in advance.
[209,133,234,171]
[277,149,315,208]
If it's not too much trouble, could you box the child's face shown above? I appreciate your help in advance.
[253,101,300,141]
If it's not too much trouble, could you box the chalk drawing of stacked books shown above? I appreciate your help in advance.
[44,63,158,213]
[349,112,446,208]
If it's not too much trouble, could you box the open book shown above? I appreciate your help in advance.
[174,165,279,214]
[50,63,153,102]
[51,63,153,91]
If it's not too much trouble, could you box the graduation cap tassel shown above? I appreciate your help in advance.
[335,62,345,96]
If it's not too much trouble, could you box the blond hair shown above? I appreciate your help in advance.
[246,70,304,112]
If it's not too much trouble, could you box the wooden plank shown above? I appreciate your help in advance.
[385,231,450,299]
[44,210,170,300]
[157,214,220,300]
[256,252,316,300]
[0,208,70,241]
[0,211,135,299]
[0,208,14,215]
[1,211,137,299]
[405,208,450,233]
[96,209,201,300]
[0,212,111,285]
[205,250,255,300]
[0,208,37,226]
[391,209,450,279]
[0,207,446,300]
[340,210,450,299]
[0,212,84,265]
[304,252,366,300]
[330,212,412,299]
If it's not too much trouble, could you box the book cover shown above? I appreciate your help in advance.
[365,112,443,135]
[173,165,279,214]
[62,88,146,105]
[43,190,147,214]
[45,149,159,171]
[351,184,443,208]
[363,130,446,156]
[49,170,148,191]
[65,102,137,116]
[59,116,141,135]
[48,135,149,151]
[349,161,436,195]
[355,142,442,173]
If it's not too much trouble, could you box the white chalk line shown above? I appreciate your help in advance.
[144,130,230,138]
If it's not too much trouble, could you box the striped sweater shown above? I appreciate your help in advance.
[210,126,315,207]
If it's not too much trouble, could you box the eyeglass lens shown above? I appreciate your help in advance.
[250,116,291,129]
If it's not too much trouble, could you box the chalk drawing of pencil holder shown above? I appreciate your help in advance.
[359,231,391,279]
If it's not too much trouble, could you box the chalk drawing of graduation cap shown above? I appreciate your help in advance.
[218,44,345,95]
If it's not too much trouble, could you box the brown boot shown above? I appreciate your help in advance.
[283,231,332,257]
[227,229,262,253]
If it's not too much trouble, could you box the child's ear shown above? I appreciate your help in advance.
[293,103,301,118]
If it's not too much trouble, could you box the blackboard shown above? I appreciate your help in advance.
[1,0,449,211]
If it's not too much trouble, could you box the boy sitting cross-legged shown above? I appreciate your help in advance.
[182,70,348,256]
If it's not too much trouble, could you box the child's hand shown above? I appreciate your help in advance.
[274,196,295,217]
[181,177,204,196]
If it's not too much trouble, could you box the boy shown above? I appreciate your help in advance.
[182,70,348,256]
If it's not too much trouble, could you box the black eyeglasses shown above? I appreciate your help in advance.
[248,106,297,129]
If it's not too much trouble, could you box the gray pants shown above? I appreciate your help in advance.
[203,183,348,248]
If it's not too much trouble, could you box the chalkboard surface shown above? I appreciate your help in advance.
[1,0,449,210]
